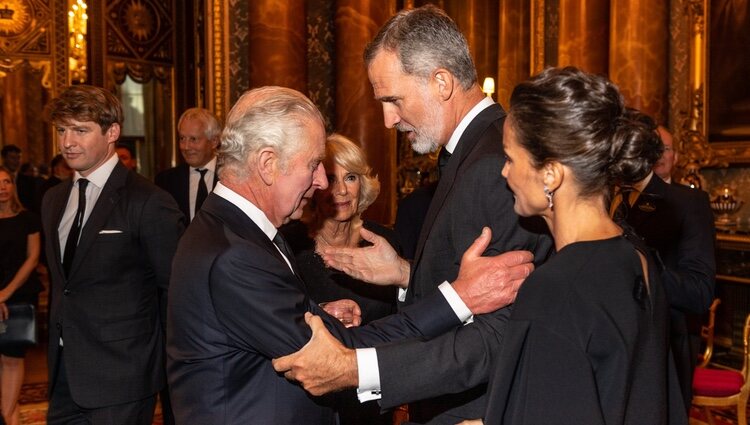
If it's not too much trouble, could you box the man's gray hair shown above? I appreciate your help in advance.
[363,4,477,90]
[178,107,222,140]
[218,86,325,180]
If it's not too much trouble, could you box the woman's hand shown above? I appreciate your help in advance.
[0,302,9,321]
[0,288,12,304]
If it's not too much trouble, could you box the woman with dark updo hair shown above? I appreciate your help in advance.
[475,67,686,424]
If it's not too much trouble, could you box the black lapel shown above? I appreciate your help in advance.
[47,179,74,280]
[411,104,506,269]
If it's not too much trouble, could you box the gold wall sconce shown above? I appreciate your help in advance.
[68,0,87,83]
[482,77,495,98]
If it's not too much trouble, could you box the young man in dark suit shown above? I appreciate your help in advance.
[274,5,552,424]
[41,85,185,424]
[155,108,220,222]
[166,86,534,424]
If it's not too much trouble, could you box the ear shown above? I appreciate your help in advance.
[256,147,279,186]
[210,135,220,150]
[106,123,121,144]
[542,161,564,192]
[433,69,455,101]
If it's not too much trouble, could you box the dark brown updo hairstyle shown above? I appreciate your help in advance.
[507,66,663,197]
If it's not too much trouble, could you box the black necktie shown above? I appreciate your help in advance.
[612,187,635,222]
[437,147,452,178]
[63,178,88,277]
[273,232,294,261]
[195,168,209,216]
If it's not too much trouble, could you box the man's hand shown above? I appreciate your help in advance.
[452,227,534,314]
[320,227,410,288]
[456,420,484,425]
[272,313,359,395]
[319,299,362,327]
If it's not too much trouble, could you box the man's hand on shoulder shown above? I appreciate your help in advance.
[452,227,534,314]
[272,313,358,395]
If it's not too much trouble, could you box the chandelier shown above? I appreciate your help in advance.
[68,0,88,83]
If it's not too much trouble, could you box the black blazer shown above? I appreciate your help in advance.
[155,163,218,221]
[167,194,464,425]
[41,161,185,408]
[380,103,553,423]
[626,175,716,410]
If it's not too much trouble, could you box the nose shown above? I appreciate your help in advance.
[333,178,348,195]
[501,161,509,178]
[312,162,328,190]
[382,104,400,129]
[59,131,74,149]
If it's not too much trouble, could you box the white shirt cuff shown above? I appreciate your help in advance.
[439,281,474,324]
[356,347,382,402]
[397,288,407,302]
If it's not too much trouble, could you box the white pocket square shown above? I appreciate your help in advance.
[99,230,123,234]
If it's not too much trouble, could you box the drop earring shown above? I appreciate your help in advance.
[544,186,554,210]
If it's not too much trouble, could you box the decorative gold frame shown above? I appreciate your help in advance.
[682,0,750,167]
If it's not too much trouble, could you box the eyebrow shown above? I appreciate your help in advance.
[376,95,400,103]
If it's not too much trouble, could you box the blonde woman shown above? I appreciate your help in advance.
[0,166,43,425]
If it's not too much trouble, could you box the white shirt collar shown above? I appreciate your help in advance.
[444,96,495,155]
[213,182,277,241]
[195,156,217,173]
[73,153,119,188]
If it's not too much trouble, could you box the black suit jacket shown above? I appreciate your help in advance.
[155,163,218,221]
[41,161,185,408]
[380,104,553,423]
[167,194,463,425]
[626,175,716,410]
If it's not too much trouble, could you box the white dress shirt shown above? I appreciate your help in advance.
[58,153,119,255]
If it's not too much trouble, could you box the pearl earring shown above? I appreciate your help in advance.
[544,186,554,210]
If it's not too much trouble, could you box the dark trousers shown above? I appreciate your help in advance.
[47,349,157,425]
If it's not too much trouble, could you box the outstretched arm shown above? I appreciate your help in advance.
[273,228,534,395]
[319,227,411,288]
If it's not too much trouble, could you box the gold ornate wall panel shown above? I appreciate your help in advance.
[0,0,53,57]
[223,0,250,117]
[0,0,58,163]
[106,0,174,83]
[307,0,335,130]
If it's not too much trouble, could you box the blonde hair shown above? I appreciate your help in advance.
[0,166,24,214]
[325,134,380,214]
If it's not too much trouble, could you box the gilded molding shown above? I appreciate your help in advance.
[679,0,750,167]
[208,0,231,122]
[679,0,718,167]
[530,0,545,74]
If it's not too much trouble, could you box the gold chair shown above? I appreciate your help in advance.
[699,299,722,368]
[692,312,750,425]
